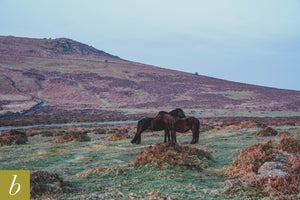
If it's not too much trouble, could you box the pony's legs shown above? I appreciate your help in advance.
[164,129,170,143]
[190,125,199,144]
[171,130,176,145]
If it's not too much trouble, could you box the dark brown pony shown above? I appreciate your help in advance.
[131,108,186,144]
[154,111,200,145]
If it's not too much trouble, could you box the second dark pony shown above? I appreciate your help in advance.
[154,111,200,145]
[131,108,186,144]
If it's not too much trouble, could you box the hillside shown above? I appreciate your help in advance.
[0,36,300,126]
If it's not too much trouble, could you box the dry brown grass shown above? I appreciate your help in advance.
[256,127,278,137]
[0,129,28,146]
[132,142,212,170]
[279,137,300,153]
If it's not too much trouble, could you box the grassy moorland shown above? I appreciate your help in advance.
[0,122,299,199]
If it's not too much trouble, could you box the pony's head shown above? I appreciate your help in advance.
[172,108,186,118]
[155,111,168,120]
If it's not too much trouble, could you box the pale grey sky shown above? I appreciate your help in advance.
[1,0,299,90]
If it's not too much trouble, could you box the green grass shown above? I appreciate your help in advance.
[0,124,299,199]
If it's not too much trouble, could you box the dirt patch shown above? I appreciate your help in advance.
[0,129,28,146]
[255,127,278,137]
[51,131,90,143]
[132,142,213,170]
[30,170,71,197]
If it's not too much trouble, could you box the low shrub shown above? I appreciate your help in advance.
[0,129,28,146]
[51,131,90,143]
[30,170,70,197]
[278,131,292,138]
[287,155,300,173]
[279,137,300,153]
[227,140,279,179]
[227,140,300,195]
[256,127,278,137]
[240,120,262,129]
[103,129,128,141]
[132,142,212,170]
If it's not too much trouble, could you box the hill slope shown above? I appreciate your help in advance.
[0,36,299,126]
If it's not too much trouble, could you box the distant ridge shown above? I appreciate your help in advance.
[0,35,119,60]
[0,35,299,126]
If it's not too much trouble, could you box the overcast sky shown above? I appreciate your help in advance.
[1,0,300,90]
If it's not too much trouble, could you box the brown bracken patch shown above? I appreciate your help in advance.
[103,129,128,141]
[279,137,300,153]
[51,131,90,143]
[278,131,292,138]
[227,140,279,179]
[132,142,212,170]
[255,127,278,137]
[227,140,300,195]
[240,120,262,129]
[30,170,71,197]
[0,129,28,146]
